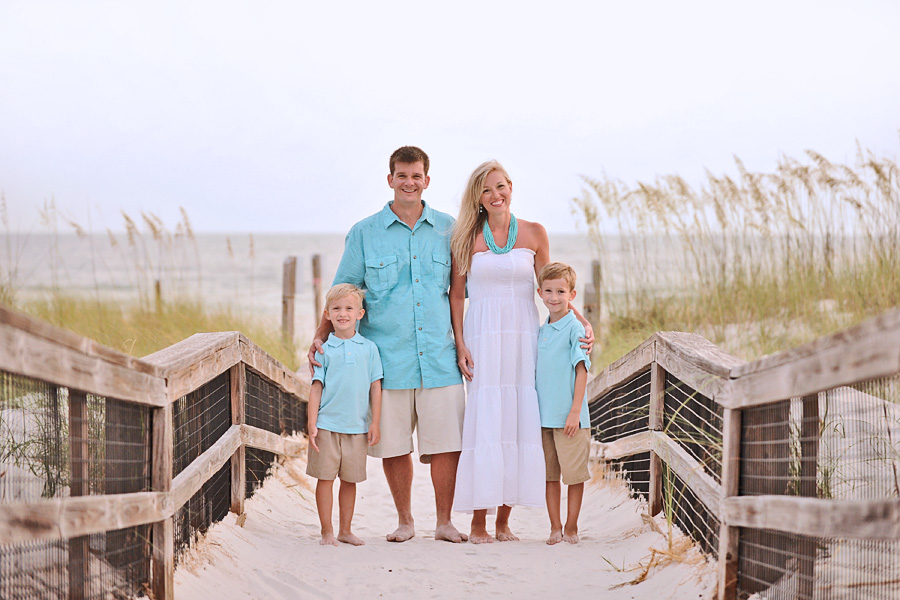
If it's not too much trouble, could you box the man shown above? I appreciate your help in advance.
[308,146,467,543]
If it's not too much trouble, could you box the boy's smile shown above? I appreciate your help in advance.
[325,294,365,339]
[388,160,430,206]
[539,278,576,322]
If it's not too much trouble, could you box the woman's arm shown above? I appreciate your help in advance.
[449,256,474,381]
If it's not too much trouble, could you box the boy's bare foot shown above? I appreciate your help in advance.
[563,527,579,544]
[435,523,468,543]
[546,529,563,545]
[469,525,495,544]
[337,532,365,546]
[320,533,338,546]
[386,522,415,543]
[495,525,519,542]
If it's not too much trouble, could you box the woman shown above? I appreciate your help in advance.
[449,160,556,543]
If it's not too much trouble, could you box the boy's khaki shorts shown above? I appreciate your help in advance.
[306,429,368,483]
[542,427,591,485]
[368,384,465,463]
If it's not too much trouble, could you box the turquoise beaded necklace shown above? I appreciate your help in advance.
[483,213,518,254]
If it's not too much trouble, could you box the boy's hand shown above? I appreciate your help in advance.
[306,340,325,376]
[308,425,319,452]
[457,345,474,381]
[579,323,595,354]
[368,424,380,447]
[564,412,580,438]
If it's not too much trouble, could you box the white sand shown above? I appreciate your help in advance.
[174,438,716,599]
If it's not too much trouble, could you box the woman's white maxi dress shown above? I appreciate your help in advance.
[453,248,546,512]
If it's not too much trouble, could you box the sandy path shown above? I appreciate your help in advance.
[173,440,716,599]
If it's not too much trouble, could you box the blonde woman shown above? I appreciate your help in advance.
[450,160,592,543]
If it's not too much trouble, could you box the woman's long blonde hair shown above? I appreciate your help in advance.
[451,160,512,275]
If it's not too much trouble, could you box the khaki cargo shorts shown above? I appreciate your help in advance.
[306,429,368,483]
[542,427,591,485]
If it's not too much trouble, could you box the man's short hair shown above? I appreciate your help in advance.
[390,146,430,175]
[325,283,366,308]
[538,262,577,291]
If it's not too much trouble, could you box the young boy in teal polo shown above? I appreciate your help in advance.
[307,283,383,547]
[535,262,591,545]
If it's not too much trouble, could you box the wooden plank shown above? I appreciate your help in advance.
[587,335,656,404]
[651,431,723,518]
[282,256,297,342]
[171,425,243,510]
[67,390,90,600]
[717,409,741,600]
[0,318,167,406]
[595,430,654,460]
[143,332,242,402]
[241,424,305,457]
[720,308,900,410]
[656,331,744,379]
[723,496,900,540]
[238,335,310,400]
[648,363,665,516]
[656,344,734,403]
[0,492,168,545]
[230,363,247,515]
[151,404,174,600]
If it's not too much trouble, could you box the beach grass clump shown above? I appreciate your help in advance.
[573,143,900,364]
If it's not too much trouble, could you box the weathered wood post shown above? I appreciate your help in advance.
[230,362,246,515]
[282,256,297,343]
[151,404,174,600]
[798,394,820,598]
[648,362,665,516]
[582,260,602,362]
[717,408,742,600]
[68,389,90,600]
[312,254,323,329]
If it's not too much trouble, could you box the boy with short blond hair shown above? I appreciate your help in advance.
[307,283,383,546]
[535,262,591,545]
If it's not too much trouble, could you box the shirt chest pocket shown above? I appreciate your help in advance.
[365,255,399,291]
[431,252,451,291]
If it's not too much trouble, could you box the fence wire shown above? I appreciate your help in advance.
[173,371,231,477]
[664,373,723,482]
[738,528,900,600]
[662,467,720,557]
[174,462,231,560]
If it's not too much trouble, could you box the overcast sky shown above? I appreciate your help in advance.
[1,1,898,234]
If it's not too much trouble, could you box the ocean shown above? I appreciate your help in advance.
[1,232,600,339]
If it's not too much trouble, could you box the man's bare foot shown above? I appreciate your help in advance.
[337,532,365,546]
[563,528,579,544]
[320,532,338,546]
[546,529,563,545]
[469,525,495,544]
[386,522,415,543]
[435,523,468,543]
[495,524,519,542]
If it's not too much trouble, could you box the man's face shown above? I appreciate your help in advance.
[387,161,430,205]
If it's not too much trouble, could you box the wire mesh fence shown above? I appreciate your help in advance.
[174,462,231,561]
[664,373,723,482]
[738,528,900,600]
[590,369,652,500]
[662,467,720,557]
[173,371,231,477]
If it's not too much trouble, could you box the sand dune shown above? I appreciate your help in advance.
[173,438,716,599]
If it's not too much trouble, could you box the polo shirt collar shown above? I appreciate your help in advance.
[545,309,576,330]
[380,201,435,229]
[325,332,365,347]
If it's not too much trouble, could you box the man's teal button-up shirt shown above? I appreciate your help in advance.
[332,201,462,390]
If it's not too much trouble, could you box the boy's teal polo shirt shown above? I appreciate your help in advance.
[535,310,592,429]
[312,332,383,434]
[332,201,462,390]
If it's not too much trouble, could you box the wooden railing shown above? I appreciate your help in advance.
[0,306,309,600]
[587,309,900,599]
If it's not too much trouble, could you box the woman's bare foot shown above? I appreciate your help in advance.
[386,522,415,543]
[320,532,338,546]
[546,529,563,545]
[469,525,495,544]
[563,526,579,544]
[435,523,468,543]
[495,524,519,541]
[337,531,365,546]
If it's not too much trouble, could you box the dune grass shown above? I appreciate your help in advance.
[573,143,900,364]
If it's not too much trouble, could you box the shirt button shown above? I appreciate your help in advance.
[419,352,423,356]
[415,278,419,283]
[380,262,383,266]
[413,255,417,259]
[418,327,422,331]
[417,302,420,306]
